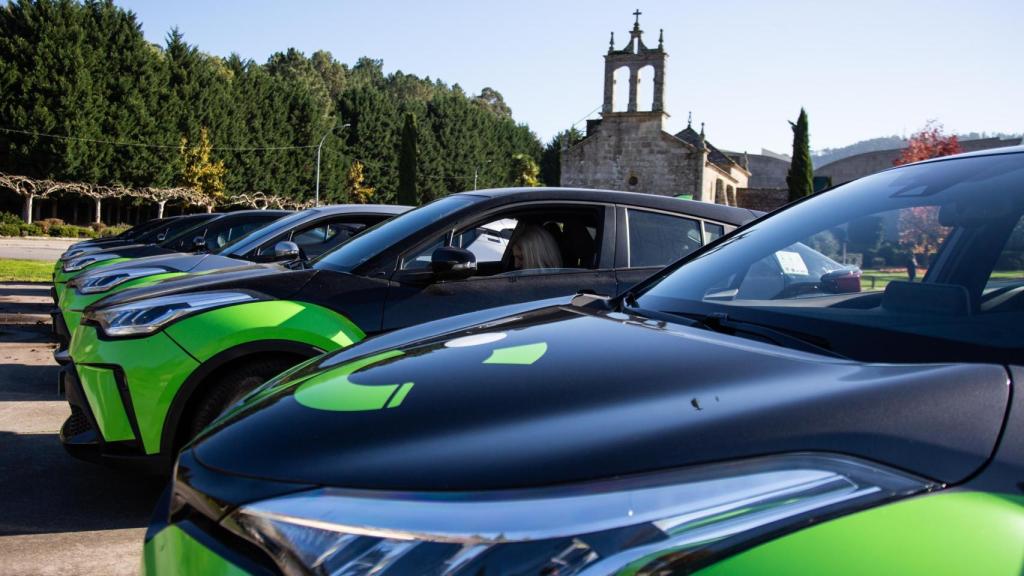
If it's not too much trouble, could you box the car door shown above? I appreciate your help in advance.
[614,206,725,293]
[381,202,617,331]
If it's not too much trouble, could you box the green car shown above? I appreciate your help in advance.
[143,148,1024,575]
[52,210,287,306]
[52,205,406,355]
[59,188,756,471]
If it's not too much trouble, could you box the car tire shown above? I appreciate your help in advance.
[185,358,295,441]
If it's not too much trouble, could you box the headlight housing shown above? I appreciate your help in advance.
[73,267,167,295]
[224,453,936,576]
[83,291,257,337]
[63,253,119,272]
[61,246,100,260]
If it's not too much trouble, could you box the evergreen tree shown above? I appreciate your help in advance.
[397,112,418,206]
[786,108,813,202]
[540,127,582,186]
[510,153,541,187]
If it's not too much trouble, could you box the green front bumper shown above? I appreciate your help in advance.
[142,525,249,576]
[695,491,1024,575]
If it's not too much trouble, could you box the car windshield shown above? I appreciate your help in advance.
[313,195,482,273]
[217,209,314,256]
[634,151,1024,364]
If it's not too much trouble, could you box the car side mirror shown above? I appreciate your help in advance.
[272,240,301,261]
[192,235,208,253]
[431,246,476,280]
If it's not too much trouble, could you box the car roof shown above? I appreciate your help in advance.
[453,187,761,225]
[310,204,412,216]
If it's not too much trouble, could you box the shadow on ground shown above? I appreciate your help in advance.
[0,430,166,536]
[0,283,52,299]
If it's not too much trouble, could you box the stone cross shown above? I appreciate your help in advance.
[633,9,642,24]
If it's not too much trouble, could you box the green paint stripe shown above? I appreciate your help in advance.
[295,350,413,412]
[483,342,548,365]
[387,382,414,408]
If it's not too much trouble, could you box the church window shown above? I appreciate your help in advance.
[628,175,639,187]
[636,65,655,112]
[612,67,630,112]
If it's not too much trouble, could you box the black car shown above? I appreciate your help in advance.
[63,188,756,469]
[149,150,1024,574]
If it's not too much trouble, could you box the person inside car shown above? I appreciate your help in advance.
[509,224,563,270]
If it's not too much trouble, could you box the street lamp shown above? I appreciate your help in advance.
[473,160,492,191]
[315,123,350,206]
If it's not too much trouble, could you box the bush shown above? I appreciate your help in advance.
[0,222,19,236]
[19,223,43,236]
[48,224,96,238]
[35,218,65,234]
[0,212,23,227]
[100,224,130,237]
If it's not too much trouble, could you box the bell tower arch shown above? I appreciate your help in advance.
[602,10,668,116]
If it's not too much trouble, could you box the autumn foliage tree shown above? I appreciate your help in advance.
[895,122,961,262]
[179,128,226,210]
[344,161,375,203]
[894,121,962,166]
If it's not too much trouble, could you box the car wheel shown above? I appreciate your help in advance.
[185,358,295,440]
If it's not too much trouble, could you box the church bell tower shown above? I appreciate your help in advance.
[602,10,668,117]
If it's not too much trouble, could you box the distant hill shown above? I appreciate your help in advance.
[812,132,1022,168]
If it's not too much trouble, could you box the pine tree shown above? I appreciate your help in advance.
[398,112,418,206]
[786,108,813,203]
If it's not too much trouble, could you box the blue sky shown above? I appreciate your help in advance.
[115,0,1023,154]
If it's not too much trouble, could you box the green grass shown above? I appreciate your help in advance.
[0,259,54,282]
[860,269,1024,291]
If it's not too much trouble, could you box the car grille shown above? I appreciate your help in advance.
[64,404,93,437]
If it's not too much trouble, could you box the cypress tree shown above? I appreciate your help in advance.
[397,112,418,206]
[786,107,813,202]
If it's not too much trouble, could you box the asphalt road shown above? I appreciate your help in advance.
[0,282,164,576]
[0,238,79,261]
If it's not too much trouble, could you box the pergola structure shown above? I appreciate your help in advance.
[0,172,314,224]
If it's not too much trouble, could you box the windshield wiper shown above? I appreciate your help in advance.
[661,310,847,359]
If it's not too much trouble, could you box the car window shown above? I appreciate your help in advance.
[293,222,367,258]
[704,222,726,243]
[208,219,271,250]
[636,152,1024,363]
[627,209,703,268]
[401,206,603,275]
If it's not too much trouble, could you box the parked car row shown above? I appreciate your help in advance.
[53,149,1024,575]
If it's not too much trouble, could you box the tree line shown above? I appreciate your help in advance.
[0,0,543,208]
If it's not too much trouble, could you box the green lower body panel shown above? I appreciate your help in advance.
[696,491,1024,576]
[70,324,199,453]
[142,525,248,576]
[75,364,135,442]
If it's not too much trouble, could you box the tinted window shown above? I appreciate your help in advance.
[314,195,482,273]
[637,152,1024,362]
[704,222,726,243]
[627,209,703,267]
[218,210,315,256]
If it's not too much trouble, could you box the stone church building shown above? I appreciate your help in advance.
[560,14,751,205]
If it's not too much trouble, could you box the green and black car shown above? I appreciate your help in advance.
[148,148,1023,574]
[53,210,288,304]
[60,188,757,471]
[52,205,407,353]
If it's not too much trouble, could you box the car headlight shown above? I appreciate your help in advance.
[73,267,167,295]
[83,291,257,337]
[63,253,119,272]
[223,453,936,576]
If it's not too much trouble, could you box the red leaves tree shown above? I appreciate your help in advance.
[895,121,960,260]
[894,121,962,166]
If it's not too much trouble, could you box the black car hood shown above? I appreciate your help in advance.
[83,252,250,276]
[192,305,1010,491]
[88,264,315,310]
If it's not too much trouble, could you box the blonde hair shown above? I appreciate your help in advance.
[510,224,563,270]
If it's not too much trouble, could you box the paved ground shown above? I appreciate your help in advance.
[0,282,164,576]
[0,238,79,261]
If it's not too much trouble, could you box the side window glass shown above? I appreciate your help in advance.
[704,222,726,243]
[982,216,1024,312]
[401,208,603,274]
[627,210,702,268]
[212,221,262,249]
[295,222,366,258]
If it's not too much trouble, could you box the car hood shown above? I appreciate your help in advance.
[191,304,1010,491]
[87,263,315,310]
[75,242,174,261]
[81,252,242,276]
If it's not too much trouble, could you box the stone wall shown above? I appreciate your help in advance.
[561,113,702,197]
[736,187,789,212]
